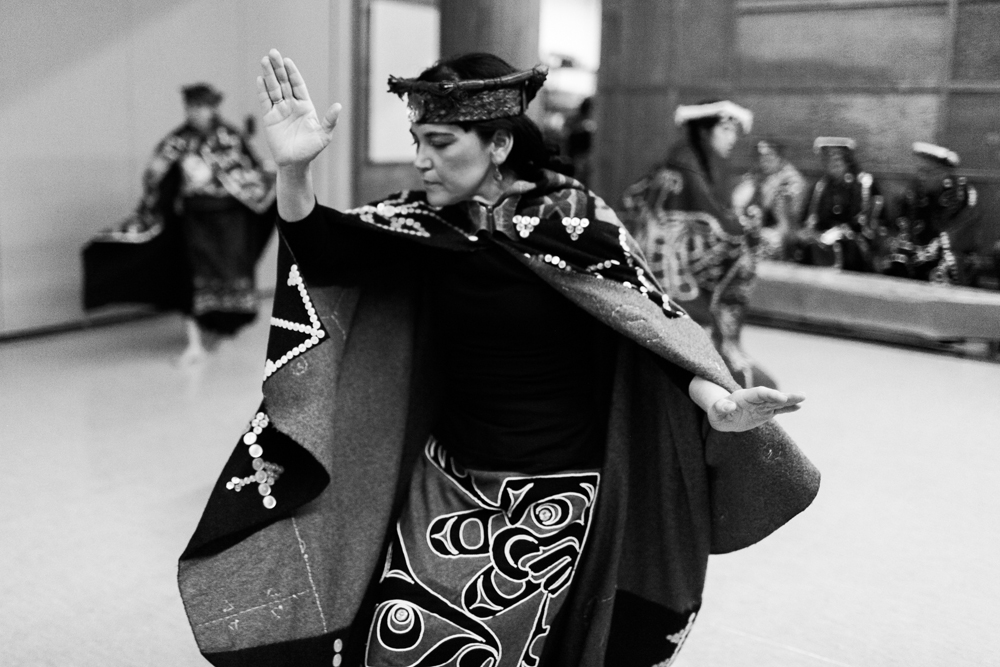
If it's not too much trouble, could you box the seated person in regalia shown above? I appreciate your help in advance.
[796,137,885,272]
[879,142,991,287]
[740,139,808,262]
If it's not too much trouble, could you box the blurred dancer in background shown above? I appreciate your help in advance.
[623,101,776,388]
[741,138,808,261]
[83,83,275,364]
[797,137,885,272]
[880,142,996,286]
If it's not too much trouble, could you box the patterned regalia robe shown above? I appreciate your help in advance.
[880,176,984,285]
[622,143,772,388]
[746,161,808,261]
[799,170,885,272]
[83,119,276,333]
[177,171,819,667]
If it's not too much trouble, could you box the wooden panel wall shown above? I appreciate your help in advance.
[594,0,1000,247]
[440,0,541,67]
[595,0,735,200]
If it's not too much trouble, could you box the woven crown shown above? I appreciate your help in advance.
[387,66,548,124]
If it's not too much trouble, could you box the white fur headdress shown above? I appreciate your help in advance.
[912,141,960,168]
[813,136,857,152]
[673,101,753,133]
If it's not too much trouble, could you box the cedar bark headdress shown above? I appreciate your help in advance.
[387,65,548,124]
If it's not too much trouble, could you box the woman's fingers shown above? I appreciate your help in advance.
[743,388,805,408]
[268,49,294,102]
[782,392,806,405]
[260,53,284,104]
[284,57,310,102]
[738,386,785,405]
[255,76,275,114]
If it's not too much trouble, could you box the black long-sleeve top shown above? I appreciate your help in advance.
[281,203,630,473]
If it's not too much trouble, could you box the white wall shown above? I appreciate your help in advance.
[539,0,601,70]
[0,0,354,334]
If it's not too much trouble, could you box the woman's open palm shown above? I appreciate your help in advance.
[708,386,804,432]
[256,48,342,167]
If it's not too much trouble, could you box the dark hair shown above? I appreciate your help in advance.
[416,53,571,180]
[682,100,723,183]
[182,82,223,107]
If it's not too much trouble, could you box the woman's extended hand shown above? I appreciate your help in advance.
[256,48,342,168]
[707,386,804,432]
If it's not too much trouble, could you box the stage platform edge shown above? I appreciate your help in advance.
[748,261,1000,356]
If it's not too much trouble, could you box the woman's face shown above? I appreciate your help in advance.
[758,149,782,175]
[411,123,496,207]
[185,104,216,133]
[708,121,739,159]
[916,158,949,193]
[824,151,848,179]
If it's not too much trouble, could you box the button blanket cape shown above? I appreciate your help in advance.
[177,171,820,666]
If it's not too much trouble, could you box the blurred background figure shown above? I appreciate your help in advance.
[797,137,885,272]
[564,96,596,185]
[880,142,998,287]
[82,83,276,364]
[741,138,808,262]
[623,100,777,388]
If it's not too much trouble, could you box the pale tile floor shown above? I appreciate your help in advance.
[1,310,998,666]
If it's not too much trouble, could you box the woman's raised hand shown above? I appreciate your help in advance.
[256,49,342,168]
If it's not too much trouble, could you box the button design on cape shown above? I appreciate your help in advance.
[266,264,327,381]
[344,196,445,238]
[542,254,569,270]
[225,411,284,508]
[512,214,541,238]
[562,215,590,241]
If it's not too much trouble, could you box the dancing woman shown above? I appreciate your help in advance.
[178,51,819,667]
[83,84,276,364]
[623,101,775,388]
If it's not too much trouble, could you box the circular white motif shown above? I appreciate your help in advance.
[389,603,415,633]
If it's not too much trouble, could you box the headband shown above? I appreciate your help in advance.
[912,141,960,168]
[813,137,857,153]
[674,101,753,134]
[387,66,548,124]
